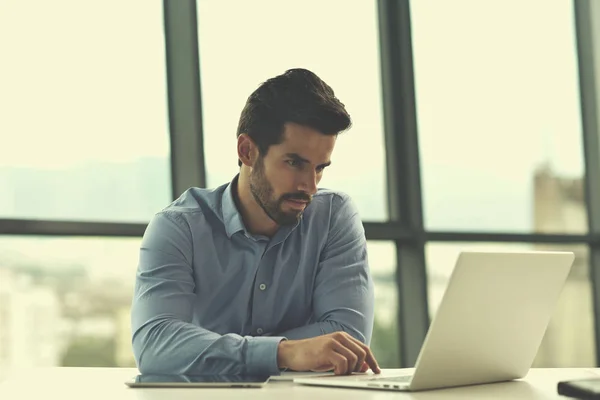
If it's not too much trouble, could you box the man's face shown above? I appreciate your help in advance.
[249,123,336,226]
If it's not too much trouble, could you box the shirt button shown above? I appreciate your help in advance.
[257,328,263,335]
[259,283,267,291]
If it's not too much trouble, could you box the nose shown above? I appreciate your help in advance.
[299,169,318,196]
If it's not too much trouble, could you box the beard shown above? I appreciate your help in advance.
[249,156,311,226]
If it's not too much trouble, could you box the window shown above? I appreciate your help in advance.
[0,236,140,375]
[367,241,400,367]
[426,242,596,367]
[411,0,586,233]
[197,0,388,221]
[0,0,171,222]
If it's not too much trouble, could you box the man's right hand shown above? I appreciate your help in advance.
[276,332,381,375]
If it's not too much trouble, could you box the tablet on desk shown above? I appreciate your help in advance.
[125,374,270,388]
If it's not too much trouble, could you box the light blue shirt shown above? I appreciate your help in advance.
[131,176,374,375]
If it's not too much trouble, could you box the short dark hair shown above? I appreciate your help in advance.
[236,68,352,167]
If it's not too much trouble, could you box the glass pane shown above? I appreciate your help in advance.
[426,242,596,367]
[197,0,388,221]
[0,236,140,379]
[0,1,171,222]
[411,0,586,233]
[367,241,400,367]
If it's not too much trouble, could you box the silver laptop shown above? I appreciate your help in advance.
[295,251,575,392]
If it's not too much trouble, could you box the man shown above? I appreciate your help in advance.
[131,68,380,376]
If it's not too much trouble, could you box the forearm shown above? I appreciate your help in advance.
[276,319,369,344]
[132,317,284,375]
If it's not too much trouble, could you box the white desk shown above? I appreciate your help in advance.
[1,367,599,399]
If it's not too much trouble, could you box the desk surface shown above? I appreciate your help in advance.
[1,367,599,399]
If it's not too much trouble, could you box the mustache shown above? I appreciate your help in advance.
[281,193,312,202]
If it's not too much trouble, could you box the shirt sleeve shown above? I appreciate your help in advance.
[131,211,285,375]
[276,194,375,344]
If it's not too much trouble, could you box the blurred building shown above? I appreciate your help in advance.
[0,267,63,373]
[115,306,136,367]
[533,164,587,234]
[0,268,11,379]
[532,165,596,367]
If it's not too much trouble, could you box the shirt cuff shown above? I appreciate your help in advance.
[246,336,287,375]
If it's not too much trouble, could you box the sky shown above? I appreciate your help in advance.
[412,0,584,178]
[411,0,585,232]
[0,0,581,173]
[0,0,170,169]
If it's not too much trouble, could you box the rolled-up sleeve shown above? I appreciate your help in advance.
[131,211,284,375]
[277,195,374,344]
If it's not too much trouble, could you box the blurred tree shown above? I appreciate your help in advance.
[370,317,401,368]
[61,336,117,367]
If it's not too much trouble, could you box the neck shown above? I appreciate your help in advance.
[235,170,279,237]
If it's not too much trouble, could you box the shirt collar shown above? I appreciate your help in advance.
[222,175,246,238]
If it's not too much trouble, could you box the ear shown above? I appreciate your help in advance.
[237,134,258,167]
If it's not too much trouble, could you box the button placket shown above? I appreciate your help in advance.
[251,244,274,336]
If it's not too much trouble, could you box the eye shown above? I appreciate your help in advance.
[286,159,301,168]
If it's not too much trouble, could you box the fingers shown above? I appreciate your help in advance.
[360,362,369,373]
[330,339,359,373]
[335,333,381,374]
[334,336,366,372]
[362,345,381,374]
[301,332,381,375]
[327,350,350,375]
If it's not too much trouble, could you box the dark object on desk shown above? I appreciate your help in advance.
[125,374,270,388]
[558,377,600,399]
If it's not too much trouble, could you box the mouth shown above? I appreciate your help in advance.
[285,199,309,210]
